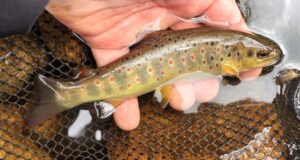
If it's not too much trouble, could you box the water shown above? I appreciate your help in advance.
[213,0,300,104]
[69,0,300,136]
[67,0,300,158]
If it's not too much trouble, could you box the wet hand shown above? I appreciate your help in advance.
[46,0,261,131]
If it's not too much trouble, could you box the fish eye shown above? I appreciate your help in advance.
[257,51,270,59]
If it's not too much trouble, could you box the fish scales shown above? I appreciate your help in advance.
[26,27,282,125]
[66,31,236,102]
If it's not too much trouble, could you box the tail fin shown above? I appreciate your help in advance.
[26,74,69,126]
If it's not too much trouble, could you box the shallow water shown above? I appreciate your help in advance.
[69,0,300,137]
[213,0,299,104]
[0,0,296,159]
[57,0,300,158]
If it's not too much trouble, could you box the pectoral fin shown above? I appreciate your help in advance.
[154,85,174,108]
[221,63,240,78]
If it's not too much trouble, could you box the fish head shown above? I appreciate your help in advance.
[225,34,283,73]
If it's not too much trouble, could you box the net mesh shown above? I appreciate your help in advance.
[0,12,297,159]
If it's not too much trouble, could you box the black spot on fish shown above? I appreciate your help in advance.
[247,50,254,57]
[211,56,214,61]
[211,42,214,46]
[193,43,196,47]
[206,42,209,45]
[228,53,231,57]
[154,44,158,47]
[220,57,224,61]
[216,64,219,68]
[236,52,240,57]
[168,38,172,41]
[225,45,229,49]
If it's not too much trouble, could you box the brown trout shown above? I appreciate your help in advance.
[27,27,282,125]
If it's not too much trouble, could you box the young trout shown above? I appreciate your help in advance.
[27,27,282,125]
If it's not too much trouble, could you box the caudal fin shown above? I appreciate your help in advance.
[26,74,69,126]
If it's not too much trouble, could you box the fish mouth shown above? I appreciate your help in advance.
[262,50,284,67]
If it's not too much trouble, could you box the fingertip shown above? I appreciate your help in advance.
[206,0,249,32]
[113,98,140,131]
[240,68,262,80]
[194,78,220,102]
[169,83,196,111]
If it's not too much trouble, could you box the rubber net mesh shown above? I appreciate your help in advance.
[0,12,297,160]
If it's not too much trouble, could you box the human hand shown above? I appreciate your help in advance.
[46,0,261,130]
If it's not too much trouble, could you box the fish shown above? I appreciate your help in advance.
[26,27,283,125]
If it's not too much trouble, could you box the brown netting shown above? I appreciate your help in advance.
[0,12,297,159]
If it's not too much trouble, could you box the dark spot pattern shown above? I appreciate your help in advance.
[247,50,254,57]
[109,77,114,82]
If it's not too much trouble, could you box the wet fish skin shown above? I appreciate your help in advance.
[27,27,282,125]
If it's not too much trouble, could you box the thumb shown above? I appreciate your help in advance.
[91,47,129,67]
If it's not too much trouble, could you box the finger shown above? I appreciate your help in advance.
[157,0,214,18]
[91,47,129,67]
[240,68,262,80]
[113,98,140,131]
[169,83,196,111]
[206,0,249,31]
[170,22,201,30]
[194,78,220,102]
[84,8,178,49]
